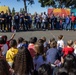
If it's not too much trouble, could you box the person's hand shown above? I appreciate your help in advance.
[61,56,64,64]
[9,68,14,74]
[12,33,16,37]
[10,33,16,40]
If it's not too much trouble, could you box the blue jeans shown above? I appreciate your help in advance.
[51,22,54,29]
[56,22,60,30]
[62,22,66,30]
[66,23,71,30]
[15,23,19,31]
[25,21,29,30]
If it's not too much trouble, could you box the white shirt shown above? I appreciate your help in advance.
[2,44,8,55]
[17,43,23,48]
[74,50,76,54]
[57,40,64,48]
[73,45,76,54]
[44,42,48,48]
[42,14,47,22]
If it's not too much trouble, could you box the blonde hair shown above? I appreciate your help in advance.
[34,43,44,55]
[67,40,73,46]
[58,35,63,40]
[41,37,46,42]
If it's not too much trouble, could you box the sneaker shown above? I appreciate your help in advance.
[4,30,6,32]
[0,30,2,32]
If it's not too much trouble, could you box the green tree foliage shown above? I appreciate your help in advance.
[12,7,15,16]
[17,0,34,12]
[8,7,11,13]
[38,0,54,7]
[38,0,76,8]
[20,8,25,14]
[59,0,76,7]
[20,8,23,13]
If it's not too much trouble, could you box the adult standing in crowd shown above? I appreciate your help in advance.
[47,14,51,30]
[19,13,25,31]
[6,13,12,32]
[0,11,76,31]
[29,13,32,29]
[71,13,75,30]
[51,14,56,30]
[14,12,20,32]
[65,15,71,30]
[61,14,66,30]
[0,11,6,32]
[42,12,48,30]
[24,13,30,30]
[56,14,60,30]
[36,14,41,29]
[33,12,38,29]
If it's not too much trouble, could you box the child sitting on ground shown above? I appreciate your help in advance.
[62,40,74,57]
[6,39,18,68]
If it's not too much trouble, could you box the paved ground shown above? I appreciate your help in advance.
[0,30,76,44]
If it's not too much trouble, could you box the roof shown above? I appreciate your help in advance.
[0,6,9,13]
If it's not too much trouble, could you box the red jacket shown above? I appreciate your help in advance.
[63,46,74,57]
[71,16,75,22]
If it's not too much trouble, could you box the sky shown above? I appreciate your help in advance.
[0,0,48,14]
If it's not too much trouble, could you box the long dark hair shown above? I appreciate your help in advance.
[38,64,51,75]
[0,58,10,75]
[63,54,76,71]
[56,54,76,75]
[13,47,34,75]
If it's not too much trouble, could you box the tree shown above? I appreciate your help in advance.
[12,7,15,16]
[38,0,55,7]
[17,0,34,12]
[20,8,25,14]
[20,8,23,13]
[8,7,11,13]
[38,0,76,8]
[58,0,76,8]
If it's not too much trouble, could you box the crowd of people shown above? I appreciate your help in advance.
[0,11,76,32]
[0,33,76,75]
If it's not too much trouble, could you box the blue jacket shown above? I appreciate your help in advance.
[46,48,59,64]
